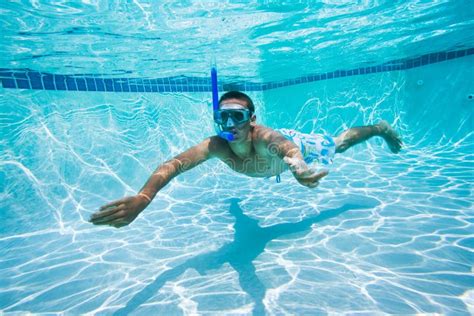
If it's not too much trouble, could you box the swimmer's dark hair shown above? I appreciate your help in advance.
[219,91,255,115]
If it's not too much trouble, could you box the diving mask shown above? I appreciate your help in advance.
[213,103,251,141]
[214,108,251,127]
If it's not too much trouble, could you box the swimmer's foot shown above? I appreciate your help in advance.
[377,120,402,153]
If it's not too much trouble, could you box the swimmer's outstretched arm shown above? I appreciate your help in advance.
[90,137,223,228]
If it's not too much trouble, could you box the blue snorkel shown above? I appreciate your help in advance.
[211,63,235,141]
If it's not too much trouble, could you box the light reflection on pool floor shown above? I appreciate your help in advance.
[1,138,473,315]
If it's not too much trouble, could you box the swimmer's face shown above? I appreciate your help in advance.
[219,98,256,142]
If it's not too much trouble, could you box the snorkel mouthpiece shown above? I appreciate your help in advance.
[211,61,235,141]
[220,131,235,141]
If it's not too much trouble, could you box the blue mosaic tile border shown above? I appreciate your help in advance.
[1,48,473,93]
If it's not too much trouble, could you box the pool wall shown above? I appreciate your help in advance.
[261,54,473,148]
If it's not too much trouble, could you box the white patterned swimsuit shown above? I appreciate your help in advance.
[278,128,336,165]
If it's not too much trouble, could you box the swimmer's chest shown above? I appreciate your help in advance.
[225,146,287,177]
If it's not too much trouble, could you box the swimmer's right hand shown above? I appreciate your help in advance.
[89,195,150,228]
[283,156,329,188]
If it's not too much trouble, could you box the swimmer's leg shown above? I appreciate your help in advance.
[334,120,402,154]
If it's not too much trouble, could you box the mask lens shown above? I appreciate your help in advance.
[221,112,231,122]
[232,111,244,122]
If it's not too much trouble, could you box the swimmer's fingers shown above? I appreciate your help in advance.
[299,178,321,188]
[299,169,328,181]
[109,219,129,228]
[90,207,117,221]
[297,178,320,188]
[90,204,126,224]
[296,169,329,188]
[99,197,129,211]
[306,181,320,188]
[310,169,329,182]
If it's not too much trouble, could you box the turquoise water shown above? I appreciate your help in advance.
[1,1,474,315]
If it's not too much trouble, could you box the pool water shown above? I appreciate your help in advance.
[1,1,473,315]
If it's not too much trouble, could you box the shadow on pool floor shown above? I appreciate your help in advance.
[113,197,377,315]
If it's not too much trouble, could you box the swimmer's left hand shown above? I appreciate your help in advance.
[294,168,329,188]
[284,156,329,188]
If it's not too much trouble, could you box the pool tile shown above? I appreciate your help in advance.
[2,78,16,88]
[76,78,87,91]
[0,48,472,93]
[55,75,67,90]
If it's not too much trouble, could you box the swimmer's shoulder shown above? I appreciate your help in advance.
[252,125,288,156]
[252,125,286,144]
[205,135,232,159]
